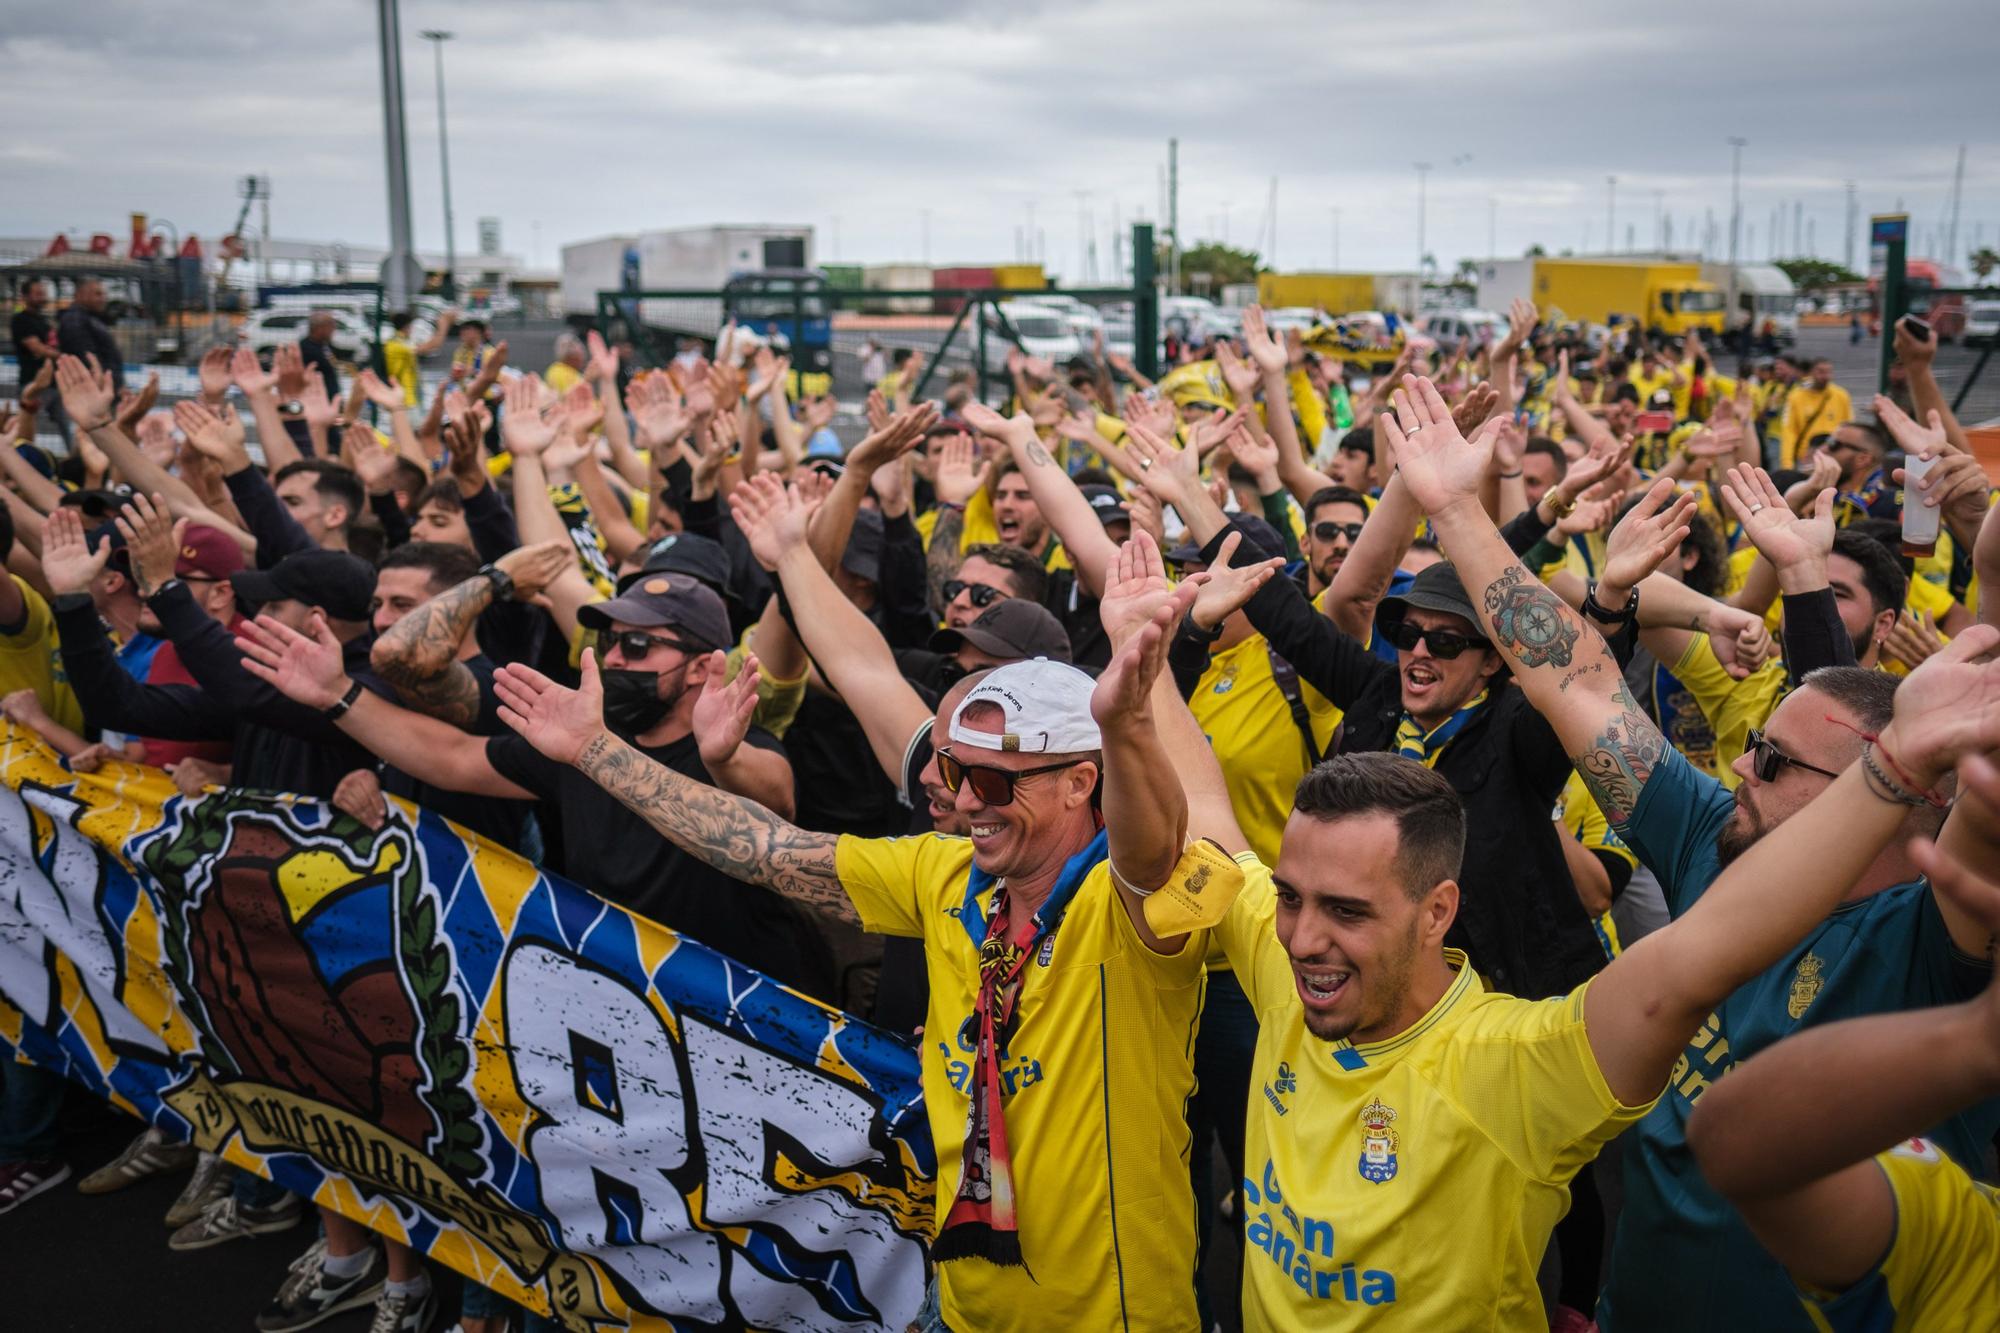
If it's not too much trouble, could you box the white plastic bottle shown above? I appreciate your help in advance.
[1902,452,1940,557]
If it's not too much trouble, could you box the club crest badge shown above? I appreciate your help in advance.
[1358,1097,1400,1184]
[1787,952,1825,1020]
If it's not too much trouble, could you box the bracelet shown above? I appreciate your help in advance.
[1500,469,1524,479]
[1544,491,1577,519]
[323,679,365,722]
[1581,579,1639,626]
[144,577,184,601]
[1180,608,1225,643]
[1859,744,1930,807]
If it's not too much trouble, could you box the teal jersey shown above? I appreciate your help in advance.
[1597,745,1998,1332]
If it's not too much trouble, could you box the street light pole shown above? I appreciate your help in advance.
[1726,137,1747,348]
[1415,162,1432,277]
[1606,176,1617,252]
[374,0,423,312]
[421,30,457,301]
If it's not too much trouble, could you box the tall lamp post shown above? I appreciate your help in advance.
[1414,162,1433,277]
[421,29,457,301]
[1726,137,1747,346]
[374,0,423,312]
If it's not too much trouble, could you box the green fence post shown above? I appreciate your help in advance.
[1133,223,1158,381]
[1872,213,1908,395]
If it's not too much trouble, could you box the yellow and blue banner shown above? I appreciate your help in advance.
[0,728,933,1330]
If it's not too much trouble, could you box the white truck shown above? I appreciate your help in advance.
[1701,262,1798,350]
[556,222,812,338]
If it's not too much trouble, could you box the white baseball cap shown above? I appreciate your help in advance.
[947,658,1102,755]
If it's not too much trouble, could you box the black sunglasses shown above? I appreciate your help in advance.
[937,749,1085,807]
[943,580,1007,610]
[1744,729,1841,784]
[598,630,699,662]
[1313,521,1365,543]
[1381,621,1487,660]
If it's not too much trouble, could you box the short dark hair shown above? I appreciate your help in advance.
[892,348,913,367]
[1524,437,1567,478]
[1840,419,1890,455]
[388,457,429,505]
[1799,665,1897,734]
[1304,485,1370,526]
[1293,753,1465,899]
[391,310,414,332]
[1337,426,1374,458]
[273,460,364,531]
[1831,528,1908,619]
[961,542,1048,604]
[1612,382,1642,405]
[378,540,482,595]
[414,477,465,514]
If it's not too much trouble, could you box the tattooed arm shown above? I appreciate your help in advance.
[925,504,966,617]
[576,731,857,925]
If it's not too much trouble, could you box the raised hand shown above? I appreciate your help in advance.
[1119,388,1179,442]
[1873,394,1948,461]
[1451,381,1500,436]
[1881,624,2000,789]
[113,493,189,599]
[116,372,161,433]
[332,768,389,831]
[494,656,607,766]
[54,354,116,430]
[357,368,404,411]
[299,375,337,430]
[1882,610,1947,672]
[1380,374,1501,515]
[1785,451,1842,515]
[1216,341,1260,402]
[1892,316,1938,371]
[496,538,580,600]
[1090,584,1191,730]
[1227,419,1281,488]
[691,651,761,768]
[1240,304,1288,377]
[1600,478,1697,591]
[273,342,308,399]
[342,423,400,494]
[173,398,252,472]
[801,393,838,433]
[627,372,690,450]
[1188,531,1285,632]
[1707,604,1776,680]
[1098,529,1202,646]
[37,507,111,597]
[1189,405,1247,459]
[1121,416,1201,508]
[1719,463,1833,578]
[933,433,988,507]
[501,375,557,457]
[585,329,620,385]
[846,402,938,474]
[728,473,817,571]
[197,345,234,403]
[1555,490,1625,540]
[237,612,350,711]
[230,345,278,396]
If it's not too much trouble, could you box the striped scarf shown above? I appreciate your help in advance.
[1393,690,1490,768]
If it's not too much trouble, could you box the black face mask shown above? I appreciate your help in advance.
[936,658,968,688]
[600,668,674,735]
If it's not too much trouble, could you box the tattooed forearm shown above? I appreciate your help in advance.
[1482,565,1582,669]
[374,574,494,685]
[926,506,966,615]
[1575,682,1666,824]
[576,732,857,926]
[1023,436,1054,468]
[392,663,483,730]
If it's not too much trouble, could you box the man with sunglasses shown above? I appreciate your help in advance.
[477,568,1239,1333]
[234,571,836,1003]
[1384,373,1999,1333]
[1302,485,1370,598]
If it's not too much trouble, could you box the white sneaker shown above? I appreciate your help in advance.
[77,1126,195,1194]
[163,1150,229,1228]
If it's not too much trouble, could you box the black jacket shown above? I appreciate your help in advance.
[1216,532,1610,999]
[56,306,123,388]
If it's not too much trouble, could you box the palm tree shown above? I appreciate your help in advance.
[1971,246,1999,281]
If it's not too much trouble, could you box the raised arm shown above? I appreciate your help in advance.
[1585,627,2000,1107]
[1391,374,1669,824]
[1890,315,1971,454]
[962,403,1121,596]
[55,356,218,523]
[493,651,855,924]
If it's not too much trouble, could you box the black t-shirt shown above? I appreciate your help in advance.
[378,654,531,853]
[11,309,51,385]
[784,690,907,837]
[483,726,835,1001]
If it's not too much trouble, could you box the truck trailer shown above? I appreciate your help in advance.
[1476,258,1725,339]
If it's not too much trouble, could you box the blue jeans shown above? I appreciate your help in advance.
[912,1277,952,1332]
[458,1283,558,1332]
[231,1164,292,1210]
[0,1059,66,1163]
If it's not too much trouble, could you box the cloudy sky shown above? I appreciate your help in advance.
[6,0,1998,279]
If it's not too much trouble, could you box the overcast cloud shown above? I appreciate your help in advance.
[4,0,1998,277]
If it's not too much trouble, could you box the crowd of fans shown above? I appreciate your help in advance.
[1,278,1997,1333]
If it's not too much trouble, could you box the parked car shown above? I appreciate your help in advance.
[240,307,378,362]
[1026,293,1106,341]
[983,301,1083,373]
[1965,299,2000,347]
[1419,308,1507,349]
[1264,306,1323,334]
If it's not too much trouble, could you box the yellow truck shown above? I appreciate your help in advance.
[1257,271,1380,314]
[1475,258,1725,338]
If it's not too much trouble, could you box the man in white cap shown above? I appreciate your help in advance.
[486,545,1250,1333]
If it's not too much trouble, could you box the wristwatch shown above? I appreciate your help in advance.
[278,400,303,416]
[1544,489,1578,520]
[478,563,516,602]
[1582,579,1639,626]
[323,679,365,721]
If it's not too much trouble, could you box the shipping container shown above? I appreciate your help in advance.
[861,263,934,315]
[1476,258,1724,337]
[821,263,864,290]
[932,266,997,314]
[993,263,1047,291]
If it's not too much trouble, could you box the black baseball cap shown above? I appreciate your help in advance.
[621,532,730,597]
[230,549,376,622]
[579,572,732,652]
[1375,562,1482,637]
[843,508,885,585]
[1080,485,1129,527]
[1167,513,1286,567]
[929,598,1072,664]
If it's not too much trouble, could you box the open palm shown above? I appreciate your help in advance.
[494,658,607,765]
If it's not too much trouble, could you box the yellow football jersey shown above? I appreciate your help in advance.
[1798,1138,2000,1332]
[833,834,1217,1333]
[1669,632,1786,789]
[1190,631,1341,868]
[1214,867,1654,1330]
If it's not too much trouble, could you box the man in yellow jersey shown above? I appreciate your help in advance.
[1689,755,2000,1333]
[1779,358,1853,468]
[381,309,454,407]
[1177,373,2000,1329]
[484,543,1243,1333]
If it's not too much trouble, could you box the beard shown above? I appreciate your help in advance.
[1714,800,1764,868]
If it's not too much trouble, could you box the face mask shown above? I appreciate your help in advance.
[600,668,674,734]
[937,658,968,688]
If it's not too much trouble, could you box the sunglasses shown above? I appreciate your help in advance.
[936,749,1085,807]
[1381,621,1488,660]
[598,630,699,662]
[1744,729,1841,784]
[1313,521,1365,543]
[943,580,1007,610]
